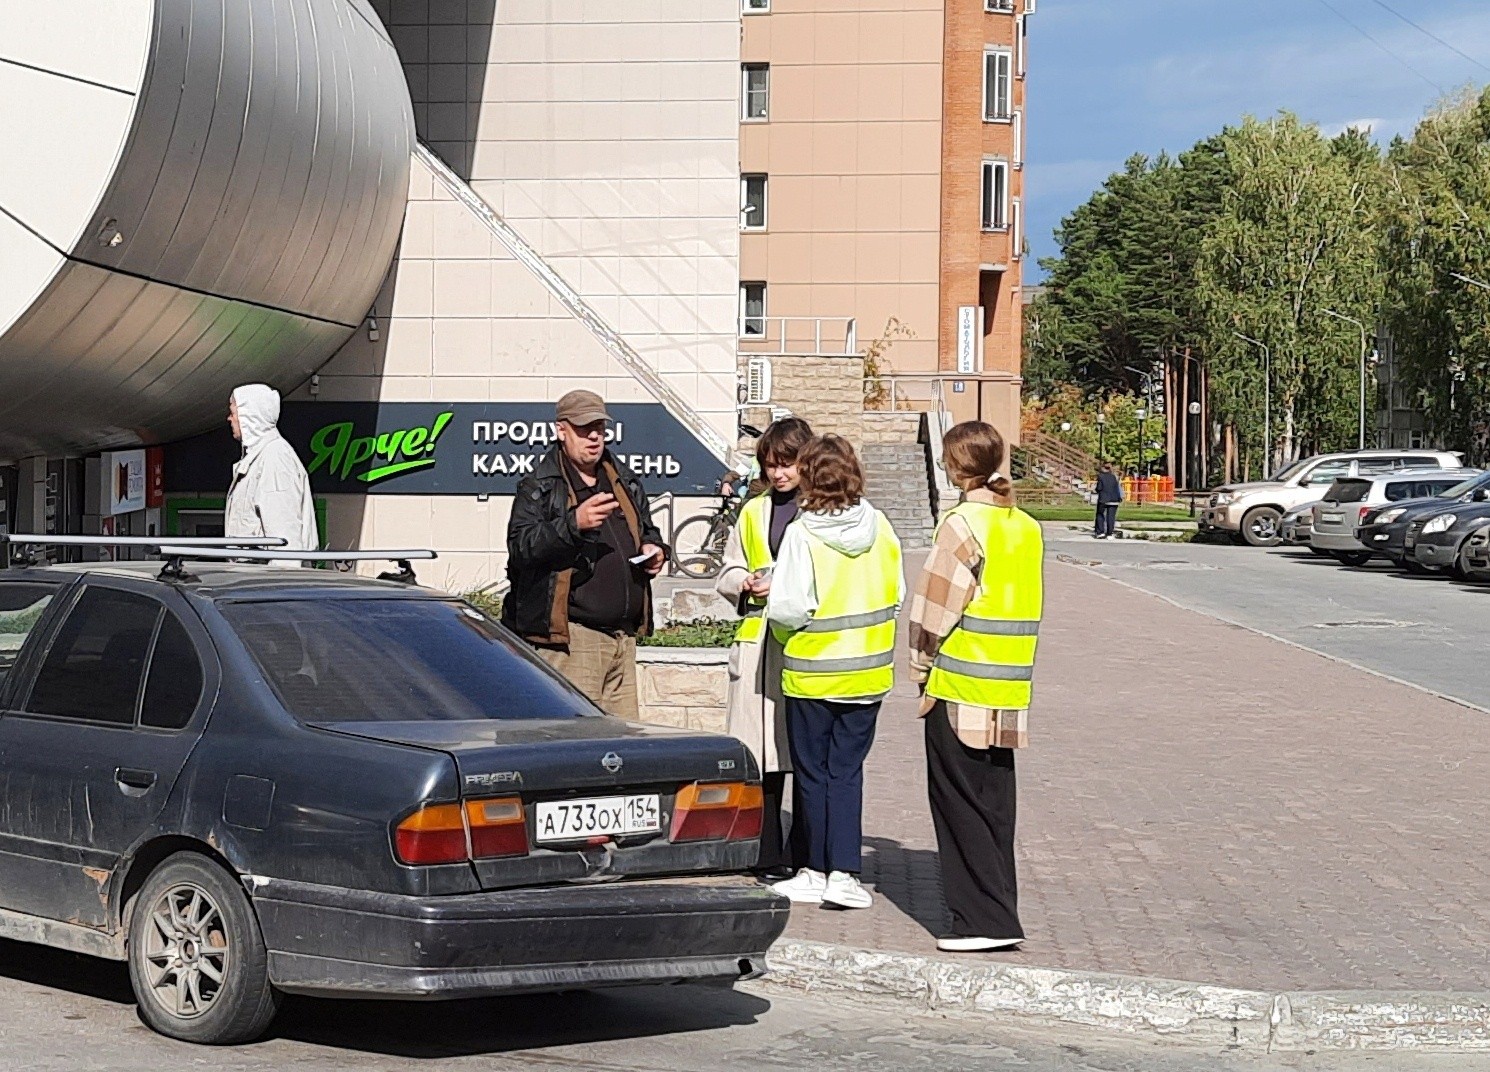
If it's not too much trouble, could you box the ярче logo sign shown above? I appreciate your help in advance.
[308,411,455,485]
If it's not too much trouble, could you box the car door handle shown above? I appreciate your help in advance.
[115,768,157,795]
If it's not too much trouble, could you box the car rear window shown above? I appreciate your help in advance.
[1326,479,1371,503]
[222,599,598,723]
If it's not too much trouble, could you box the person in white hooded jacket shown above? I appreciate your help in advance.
[225,384,319,556]
[765,434,904,911]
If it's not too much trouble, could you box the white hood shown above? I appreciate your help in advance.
[797,500,882,556]
[233,383,282,454]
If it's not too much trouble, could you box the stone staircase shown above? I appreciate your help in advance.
[862,441,936,549]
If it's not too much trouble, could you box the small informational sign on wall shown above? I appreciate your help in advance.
[957,306,981,375]
[166,402,724,496]
[102,450,147,515]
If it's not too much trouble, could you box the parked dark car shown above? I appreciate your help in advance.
[1356,472,1490,568]
[0,560,787,1045]
[1407,504,1490,576]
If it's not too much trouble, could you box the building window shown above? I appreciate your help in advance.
[1012,110,1024,167]
[740,283,767,337]
[1017,14,1028,77]
[985,0,1014,10]
[741,174,768,230]
[1012,197,1023,258]
[742,64,769,121]
[980,160,1009,231]
[742,0,769,12]
[983,50,1012,121]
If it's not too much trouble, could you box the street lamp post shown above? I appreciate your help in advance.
[1135,407,1148,489]
[1187,400,1202,491]
[1096,411,1107,462]
[1321,308,1369,450]
[1232,331,1271,477]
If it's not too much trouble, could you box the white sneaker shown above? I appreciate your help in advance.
[821,871,873,910]
[771,868,827,904]
[937,935,1023,953]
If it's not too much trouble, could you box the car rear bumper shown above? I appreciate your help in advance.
[250,874,789,1000]
[1309,528,1365,552]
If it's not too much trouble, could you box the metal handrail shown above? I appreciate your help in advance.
[738,317,858,356]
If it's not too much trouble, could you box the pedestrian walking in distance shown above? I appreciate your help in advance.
[766,435,904,910]
[225,384,319,561]
[715,418,814,881]
[1094,461,1122,539]
[909,421,1042,953]
[503,389,668,720]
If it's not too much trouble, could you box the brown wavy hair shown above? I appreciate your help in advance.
[943,421,1014,498]
[796,434,865,512]
[756,417,814,469]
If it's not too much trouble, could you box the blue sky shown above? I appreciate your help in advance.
[1025,0,1490,275]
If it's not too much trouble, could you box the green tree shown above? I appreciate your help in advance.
[1195,114,1384,473]
[1382,88,1490,462]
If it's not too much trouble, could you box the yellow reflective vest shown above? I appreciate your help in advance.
[780,511,902,700]
[734,494,773,644]
[925,501,1044,709]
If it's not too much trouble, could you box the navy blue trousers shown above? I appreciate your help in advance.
[785,697,879,874]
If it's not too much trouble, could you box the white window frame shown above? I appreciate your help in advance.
[742,0,770,13]
[740,173,768,231]
[739,282,767,338]
[1012,110,1024,168]
[741,64,769,122]
[1012,197,1023,259]
[985,0,1014,10]
[981,160,1010,231]
[982,49,1013,122]
[1016,14,1028,77]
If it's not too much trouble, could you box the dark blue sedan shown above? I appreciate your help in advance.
[0,555,785,1044]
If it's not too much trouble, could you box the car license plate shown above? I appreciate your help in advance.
[535,795,660,842]
[1321,512,1343,523]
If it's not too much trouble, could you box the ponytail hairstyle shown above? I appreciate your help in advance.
[942,421,1013,499]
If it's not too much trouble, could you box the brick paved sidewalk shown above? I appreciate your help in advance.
[783,557,1490,993]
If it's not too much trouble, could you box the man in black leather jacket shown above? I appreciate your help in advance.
[502,390,667,719]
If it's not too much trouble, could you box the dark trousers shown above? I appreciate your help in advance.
[757,771,807,871]
[786,697,879,874]
[1094,503,1119,537]
[925,702,1022,939]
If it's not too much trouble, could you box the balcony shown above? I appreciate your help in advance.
[737,316,858,358]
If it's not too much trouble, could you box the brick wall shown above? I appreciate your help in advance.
[764,355,866,443]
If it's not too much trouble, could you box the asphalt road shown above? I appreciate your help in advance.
[5,937,1490,1071]
[1045,525,1490,710]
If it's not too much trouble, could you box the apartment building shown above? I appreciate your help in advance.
[737,0,1031,435]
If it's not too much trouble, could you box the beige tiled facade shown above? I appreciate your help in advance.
[294,0,742,589]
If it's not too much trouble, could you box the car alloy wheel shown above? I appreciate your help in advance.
[141,883,228,1020]
[1241,506,1283,547]
[128,852,280,1045]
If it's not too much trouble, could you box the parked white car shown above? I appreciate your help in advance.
[1199,449,1464,547]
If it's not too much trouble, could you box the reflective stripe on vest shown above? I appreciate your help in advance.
[780,512,901,700]
[734,495,774,644]
[925,501,1044,710]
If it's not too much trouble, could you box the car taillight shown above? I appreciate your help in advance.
[394,796,528,865]
[465,797,529,859]
[1358,506,1371,524]
[670,782,764,843]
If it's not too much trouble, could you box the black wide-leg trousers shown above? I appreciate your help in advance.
[924,701,1023,940]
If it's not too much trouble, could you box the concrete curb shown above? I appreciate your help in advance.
[762,940,1490,1051]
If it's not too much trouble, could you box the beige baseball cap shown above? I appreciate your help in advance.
[555,389,610,425]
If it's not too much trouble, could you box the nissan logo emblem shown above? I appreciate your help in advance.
[601,752,623,774]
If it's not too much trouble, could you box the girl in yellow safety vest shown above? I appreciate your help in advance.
[766,435,904,910]
[908,421,1043,953]
[715,418,814,880]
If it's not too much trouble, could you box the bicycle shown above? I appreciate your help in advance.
[670,482,745,579]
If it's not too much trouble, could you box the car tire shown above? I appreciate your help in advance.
[1240,507,1283,547]
[127,852,281,1045]
[1452,543,1473,581]
[1307,545,1332,557]
[1331,550,1373,568]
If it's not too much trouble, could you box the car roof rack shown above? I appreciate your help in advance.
[1,533,287,569]
[153,546,438,585]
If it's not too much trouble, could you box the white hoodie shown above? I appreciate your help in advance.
[765,499,905,654]
[224,384,319,554]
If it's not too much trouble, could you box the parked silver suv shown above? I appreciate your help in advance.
[1200,449,1464,547]
[1311,469,1477,566]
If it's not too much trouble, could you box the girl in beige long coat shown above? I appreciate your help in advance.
[715,417,812,879]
